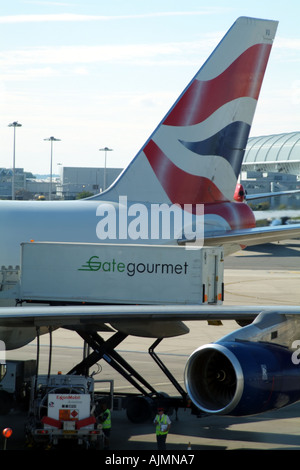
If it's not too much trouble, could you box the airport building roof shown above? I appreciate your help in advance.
[243,131,300,175]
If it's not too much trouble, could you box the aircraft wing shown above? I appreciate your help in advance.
[204,223,300,247]
[246,190,300,201]
[0,304,300,328]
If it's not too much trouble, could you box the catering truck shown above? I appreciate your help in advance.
[13,242,224,306]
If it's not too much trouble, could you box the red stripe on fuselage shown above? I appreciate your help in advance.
[164,43,272,127]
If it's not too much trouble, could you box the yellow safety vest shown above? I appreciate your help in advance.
[155,414,169,435]
[100,409,111,429]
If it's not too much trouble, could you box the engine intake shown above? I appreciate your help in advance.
[184,341,300,416]
[184,344,243,414]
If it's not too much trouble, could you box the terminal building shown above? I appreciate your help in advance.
[0,166,123,200]
[241,131,300,208]
[0,168,27,199]
[56,166,123,200]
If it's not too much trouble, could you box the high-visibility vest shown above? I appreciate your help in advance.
[100,409,111,429]
[155,414,169,435]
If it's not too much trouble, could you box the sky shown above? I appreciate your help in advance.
[0,0,300,175]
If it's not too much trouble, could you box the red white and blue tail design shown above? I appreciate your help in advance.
[99,17,278,205]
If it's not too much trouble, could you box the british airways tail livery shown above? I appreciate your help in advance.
[91,16,300,248]
[101,16,277,207]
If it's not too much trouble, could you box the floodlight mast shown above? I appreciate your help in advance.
[99,147,113,190]
[8,121,22,200]
[44,136,61,200]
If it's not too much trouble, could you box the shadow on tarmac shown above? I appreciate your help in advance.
[243,242,300,257]
[225,240,300,270]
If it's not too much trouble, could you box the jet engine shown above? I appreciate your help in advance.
[184,341,300,416]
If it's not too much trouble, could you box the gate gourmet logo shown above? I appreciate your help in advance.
[78,256,189,277]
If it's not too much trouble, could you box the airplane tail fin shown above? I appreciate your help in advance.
[95,17,278,205]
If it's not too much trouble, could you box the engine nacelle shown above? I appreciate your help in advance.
[184,341,300,416]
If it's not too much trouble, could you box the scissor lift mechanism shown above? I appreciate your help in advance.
[68,330,189,422]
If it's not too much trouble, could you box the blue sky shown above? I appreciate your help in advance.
[1,0,300,174]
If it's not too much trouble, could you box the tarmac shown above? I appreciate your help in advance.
[1,239,300,452]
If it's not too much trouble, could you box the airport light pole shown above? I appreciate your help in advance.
[8,121,22,200]
[44,136,61,200]
[99,147,113,191]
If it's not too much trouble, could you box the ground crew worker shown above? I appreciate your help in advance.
[99,402,111,450]
[153,407,171,450]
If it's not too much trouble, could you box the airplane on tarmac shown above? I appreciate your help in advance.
[1,17,300,420]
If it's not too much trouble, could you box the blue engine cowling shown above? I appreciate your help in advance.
[184,341,300,416]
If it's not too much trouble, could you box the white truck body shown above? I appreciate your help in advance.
[17,242,224,305]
